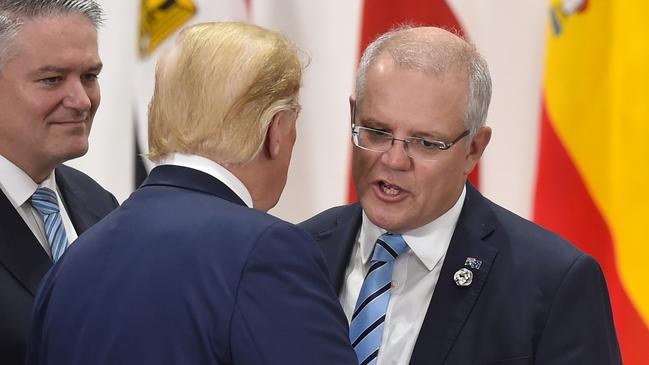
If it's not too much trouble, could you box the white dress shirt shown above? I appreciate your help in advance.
[340,186,466,365]
[156,153,253,208]
[0,155,78,257]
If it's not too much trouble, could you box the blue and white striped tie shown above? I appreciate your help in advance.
[31,187,69,262]
[349,233,409,365]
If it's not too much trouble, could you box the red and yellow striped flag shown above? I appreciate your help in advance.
[534,1,649,363]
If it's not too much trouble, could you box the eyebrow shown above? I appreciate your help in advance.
[31,62,104,75]
[360,118,446,139]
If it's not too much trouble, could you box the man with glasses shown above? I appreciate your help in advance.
[301,26,621,365]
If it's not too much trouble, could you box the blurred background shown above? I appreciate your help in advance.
[67,1,647,363]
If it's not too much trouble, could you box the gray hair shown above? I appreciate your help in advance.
[0,0,104,69]
[355,26,492,136]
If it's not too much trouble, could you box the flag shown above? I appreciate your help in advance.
[534,1,649,363]
[348,0,477,202]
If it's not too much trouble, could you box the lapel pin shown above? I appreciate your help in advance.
[464,257,482,270]
[454,268,473,287]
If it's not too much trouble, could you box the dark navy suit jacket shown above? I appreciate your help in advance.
[28,165,356,365]
[300,184,622,365]
[0,165,118,365]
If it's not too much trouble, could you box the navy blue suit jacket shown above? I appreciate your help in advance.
[28,165,356,365]
[0,165,118,365]
[299,184,622,365]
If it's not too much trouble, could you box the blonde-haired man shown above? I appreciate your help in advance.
[28,22,357,365]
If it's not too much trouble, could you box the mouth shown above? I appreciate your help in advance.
[373,180,409,202]
[50,111,90,126]
[50,119,87,126]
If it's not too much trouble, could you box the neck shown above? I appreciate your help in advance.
[225,160,275,212]
[0,151,53,184]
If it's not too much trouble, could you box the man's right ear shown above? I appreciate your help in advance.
[264,113,283,159]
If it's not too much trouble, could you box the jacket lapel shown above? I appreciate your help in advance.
[0,191,52,296]
[55,167,104,234]
[409,185,499,365]
[311,204,362,293]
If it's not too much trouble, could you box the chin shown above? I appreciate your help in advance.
[57,143,90,162]
[364,206,407,233]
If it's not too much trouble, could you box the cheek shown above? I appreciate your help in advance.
[351,151,370,184]
[90,88,101,111]
[34,92,67,119]
[414,160,461,193]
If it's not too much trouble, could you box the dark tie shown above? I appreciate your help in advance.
[349,233,409,365]
[31,187,69,262]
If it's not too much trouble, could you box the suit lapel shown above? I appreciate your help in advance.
[0,190,52,296]
[311,204,362,293]
[141,165,247,207]
[55,167,103,234]
[409,185,499,365]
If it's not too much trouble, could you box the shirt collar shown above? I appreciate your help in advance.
[155,153,253,208]
[0,154,57,208]
[359,185,466,271]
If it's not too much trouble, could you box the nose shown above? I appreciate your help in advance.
[62,80,92,114]
[380,139,412,170]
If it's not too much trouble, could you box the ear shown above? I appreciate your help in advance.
[264,112,284,160]
[464,126,492,175]
[349,95,356,124]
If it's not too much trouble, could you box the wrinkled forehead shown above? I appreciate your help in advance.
[4,14,99,70]
[11,12,96,43]
[357,59,469,133]
[0,8,99,71]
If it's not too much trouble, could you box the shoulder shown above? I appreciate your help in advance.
[56,164,101,187]
[299,203,361,235]
[55,165,117,204]
[250,219,324,263]
[469,193,597,302]
[485,197,583,263]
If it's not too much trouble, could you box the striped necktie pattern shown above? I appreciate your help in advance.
[349,233,409,365]
[31,187,69,262]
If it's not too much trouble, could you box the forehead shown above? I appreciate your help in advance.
[358,57,468,135]
[9,13,99,69]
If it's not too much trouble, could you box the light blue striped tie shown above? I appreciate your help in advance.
[31,187,69,262]
[350,233,409,365]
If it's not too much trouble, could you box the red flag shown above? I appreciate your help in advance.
[534,1,649,363]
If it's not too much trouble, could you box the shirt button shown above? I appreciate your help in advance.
[392,280,399,288]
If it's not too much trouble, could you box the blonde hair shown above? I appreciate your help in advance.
[148,22,303,163]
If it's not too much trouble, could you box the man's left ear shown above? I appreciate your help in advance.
[464,126,492,175]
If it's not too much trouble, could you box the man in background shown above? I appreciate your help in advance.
[0,1,118,363]
[28,22,357,365]
[301,26,621,364]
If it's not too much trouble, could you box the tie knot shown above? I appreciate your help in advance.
[371,233,409,263]
[31,187,60,215]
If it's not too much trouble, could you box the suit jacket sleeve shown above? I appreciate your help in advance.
[229,222,357,365]
[535,254,622,364]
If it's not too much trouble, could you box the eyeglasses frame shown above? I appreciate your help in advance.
[350,102,470,159]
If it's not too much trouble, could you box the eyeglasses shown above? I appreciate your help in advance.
[351,124,470,160]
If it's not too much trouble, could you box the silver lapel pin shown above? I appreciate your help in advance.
[454,268,473,287]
